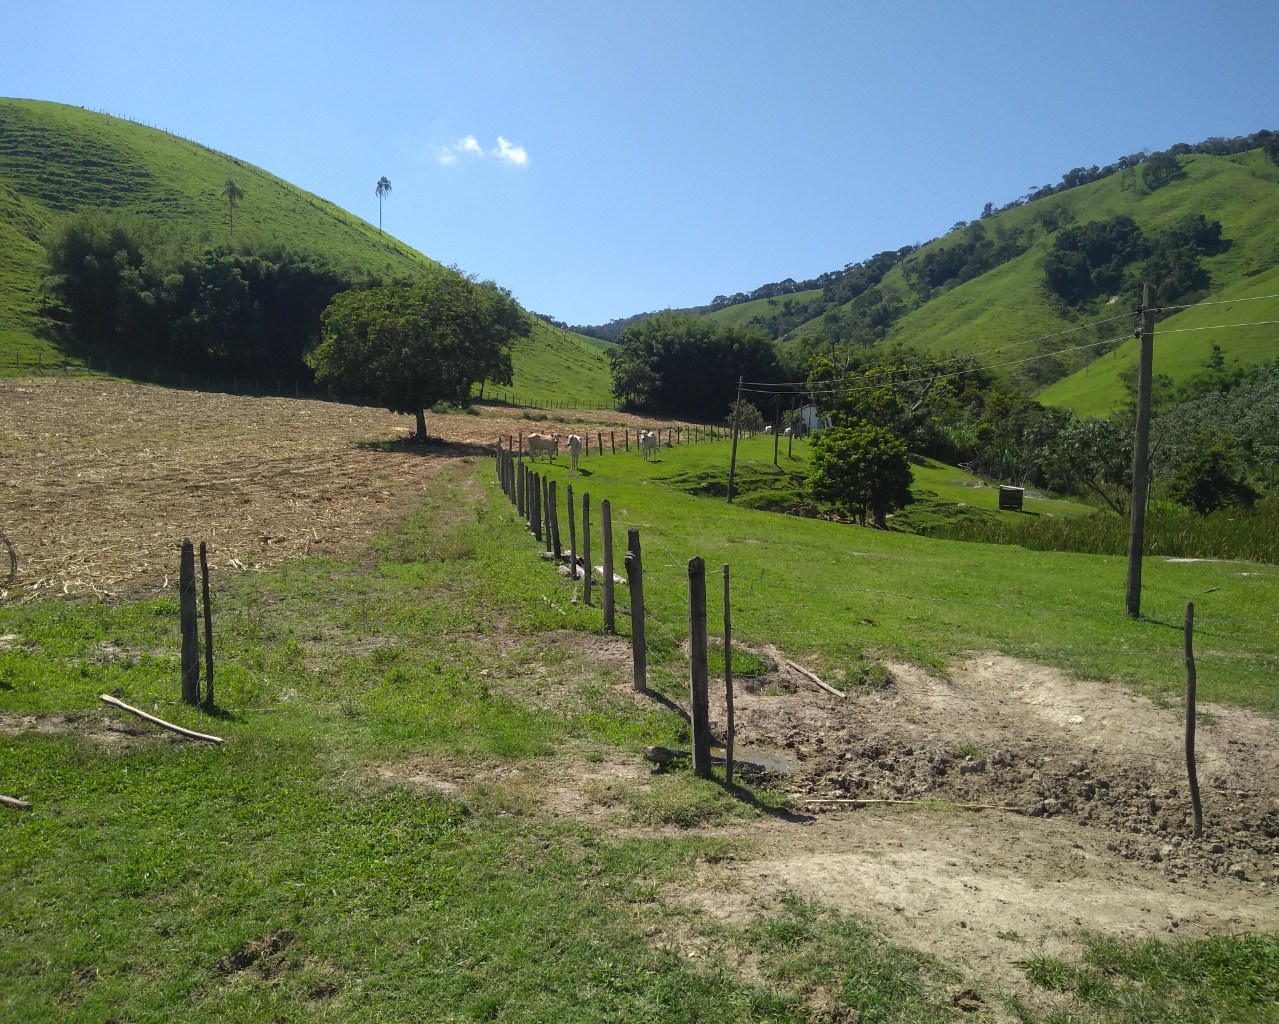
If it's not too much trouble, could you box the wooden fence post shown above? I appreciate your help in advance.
[610,430,615,454]
[180,539,201,705]
[688,557,711,778]
[625,431,629,452]
[602,500,615,632]
[567,484,577,579]
[550,480,562,559]
[582,494,593,606]
[544,476,553,554]
[627,528,646,693]
[517,460,525,517]
[200,542,214,710]
[724,563,734,786]
[597,431,603,457]
[1185,601,1204,839]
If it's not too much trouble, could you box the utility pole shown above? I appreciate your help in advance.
[727,376,743,504]
[1125,282,1156,618]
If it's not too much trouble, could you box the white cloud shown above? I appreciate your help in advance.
[437,134,530,168]
[493,136,529,167]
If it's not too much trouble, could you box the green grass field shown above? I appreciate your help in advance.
[4,436,1277,1020]
[532,434,1279,713]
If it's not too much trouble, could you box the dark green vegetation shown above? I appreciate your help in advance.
[1014,931,1279,1024]
[312,276,527,437]
[806,424,912,528]
[0,98,612,404]
[607,312,781,418]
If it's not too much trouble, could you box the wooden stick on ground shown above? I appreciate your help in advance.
[783,658,846,698]
[799,796,1023,813]
[1,794,32,810]
[99,694,225,745]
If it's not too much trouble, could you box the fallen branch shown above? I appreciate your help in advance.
[99,694,225,745]
[783,658,845,698]
[1,794,32,810]
[798,796,1023,813]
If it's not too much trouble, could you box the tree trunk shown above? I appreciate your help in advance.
[416,408,427,441]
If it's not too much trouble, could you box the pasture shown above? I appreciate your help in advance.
[2,380,1278,1022]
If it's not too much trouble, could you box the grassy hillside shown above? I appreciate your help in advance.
[0,98,611,402]
[701,289,822,330]
[868,151,1279,394]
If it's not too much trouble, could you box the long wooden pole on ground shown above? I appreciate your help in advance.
[100,693,225,744]
[1126,281,1156,617]
[1184,601,1204,839]
[688,557,711,778]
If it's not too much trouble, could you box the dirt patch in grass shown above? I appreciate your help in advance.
[0,709,169,747]
[672,650,1279,998]
[0,378,693,599]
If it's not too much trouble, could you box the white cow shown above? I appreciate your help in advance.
[764,425,773,435]
[782,427,793,438]
[527,432,560,462]
[640,430,659,462]
[567,434,584,470]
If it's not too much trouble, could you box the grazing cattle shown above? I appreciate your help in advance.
[640,430,659,462]
[782,427,793,438]
[527,432,560,462]
[567,434,584,470]
[764,425,773,435]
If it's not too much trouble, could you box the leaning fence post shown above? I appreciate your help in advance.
[688,557,711,778]
[1185,601,1204,839]
[582,493,593,606]
[180,539,201,705]
[200,542,214,710]
[626,528,646,693]
[602,500,615,632]
[724,563,734,786]
[567,484,577,579]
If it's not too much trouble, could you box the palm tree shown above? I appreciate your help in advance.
[375,176,392,235]
[222,179,244,239]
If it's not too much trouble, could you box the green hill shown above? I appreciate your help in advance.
[868,150,1279,397]
[0,98,611,403]
[669,142,1279,410]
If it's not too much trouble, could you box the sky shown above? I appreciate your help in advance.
[4,1,1279,326]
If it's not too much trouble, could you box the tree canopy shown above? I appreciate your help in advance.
[608,312,783,418]
[311,274,527,438]
[806,423,913,528]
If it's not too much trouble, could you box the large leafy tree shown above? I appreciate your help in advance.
[806,423,913,528]
[311,274,527,439]
[222,180,244,240]
[375,176,392,235]
[608,313,782,418]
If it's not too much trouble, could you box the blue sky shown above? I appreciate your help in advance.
[4,1,1278,325]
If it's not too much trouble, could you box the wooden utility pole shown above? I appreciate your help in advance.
[727,377,744,504]
[200,542,214,709]
[772,398,780,466]
[1126,282,1156,618]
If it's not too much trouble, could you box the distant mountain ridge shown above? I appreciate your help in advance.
[581,131,1279,412]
